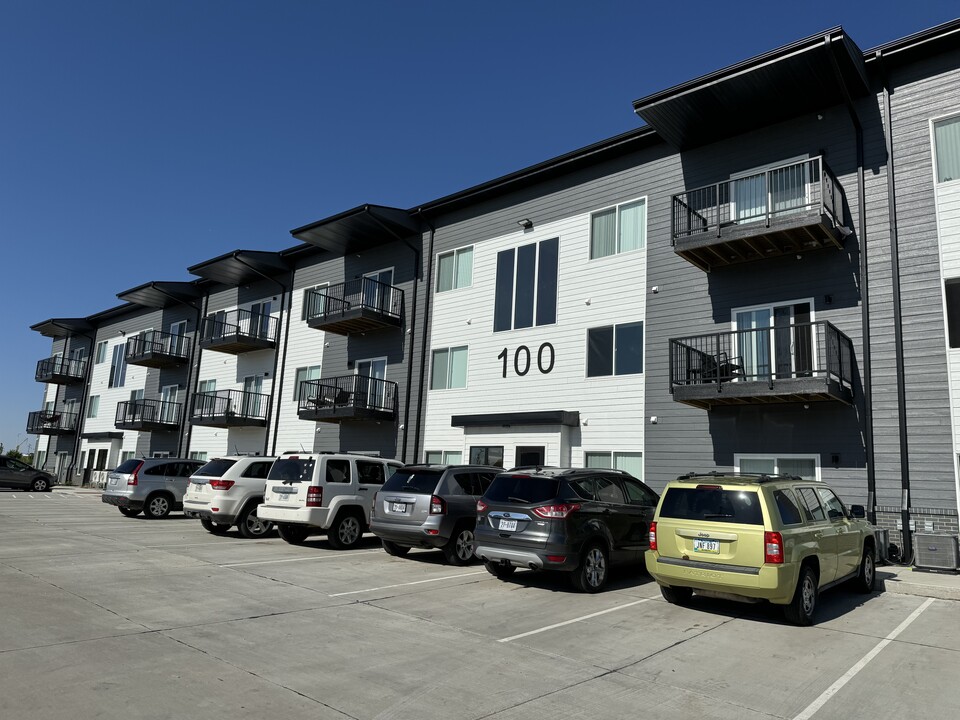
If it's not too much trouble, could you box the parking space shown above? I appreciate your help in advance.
[1,491,958,719]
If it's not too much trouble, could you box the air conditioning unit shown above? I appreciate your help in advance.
[913,533,959,571]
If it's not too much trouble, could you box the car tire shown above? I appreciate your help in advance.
[30,478,50,492]
[327,510,364,550]
[277,523,310,545]
[143,493,172,519]
[853,544,876,594]
[484,561,516,579]
[200,517,231,535]
[571,542,610,593]
[237,504,273,539]
[382,540,410,557]
[118,507,141,518]
[784,565,819,626]
[660,583,693,605]
[442,525,476,566]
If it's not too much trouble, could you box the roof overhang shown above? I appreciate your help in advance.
[188,250,290,286]
[81,432,124,441]
[632,28,870,150]
[451,411,580,428]
[291,204,419,255]
[30,318,95,338]
[117,281,204,308]
[865,17,960,69]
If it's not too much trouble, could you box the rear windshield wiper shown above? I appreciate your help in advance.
[507,496,529,503]
[702,513,734,519]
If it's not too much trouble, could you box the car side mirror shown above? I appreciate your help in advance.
[850,504,866,519]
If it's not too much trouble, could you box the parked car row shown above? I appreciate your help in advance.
[100,454,878,625]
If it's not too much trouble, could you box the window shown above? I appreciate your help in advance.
[797,487,826,521]
[119,451,135,465]
[586,322,644,377]
[946,280,960,349]
[198,379,216,394]
[469,446,504,468]
[934,115,960,184]
[816,487,848,521]
[774,489,804,525]
[436,247,473,292]
[86,396,100,419]
[736,455,818,481]
[430,346,468,390]
[241,461,272,479]
[357,461,386,485]
[188,452,207,462]
[622,477,658,507]
[301,284,329,320]
[108,344,127,388]
[424,451,462,465]
[325,459,351,484]
[590,199,646,259]
[294,365,323,400]
[493,237,559,332]
[733,300,814,381]
[35,451,47,470]
[595,477,626,503]
[95,341,108,364]
[584,451,643,481]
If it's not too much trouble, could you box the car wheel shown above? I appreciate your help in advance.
[442,525,476,566]
[200,517,231,535]
[30,478,50,492]
[571,543,610,593]
[238,504,273,539]
[660,584,693,605]
[853,544,876,594]
[143,494,172,519]
[484,561,516,579]
[382,540,410,557]
[784,565,819,626]
[327,511,364,549]
[118,507,141,518]
[277,523,310,545]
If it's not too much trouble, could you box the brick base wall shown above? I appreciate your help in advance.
[874,506,959,561]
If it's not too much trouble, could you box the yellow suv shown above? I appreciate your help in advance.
[645,472,877,625]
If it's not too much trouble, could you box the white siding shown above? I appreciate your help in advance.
[938,183,960,463]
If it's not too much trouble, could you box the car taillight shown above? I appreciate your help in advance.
[649,521,658,551]
[764,531,784,564]
[476,499,488,513]
[306,486,322,508]
[209,479,235,491]
[532,503,581,519]
[430,495,446,515]
[127,462,143,486]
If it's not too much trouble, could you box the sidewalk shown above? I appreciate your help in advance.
[878,564,960,601]
[52,485,104,496]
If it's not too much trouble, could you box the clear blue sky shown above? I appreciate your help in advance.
[1,0,957,455]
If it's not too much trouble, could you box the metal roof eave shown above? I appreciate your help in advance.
[187,250,291,286]
[116,281,204,308]
[290,204,419,254]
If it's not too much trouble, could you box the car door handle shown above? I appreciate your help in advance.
[814,531,823,538]
[358,487,369,492]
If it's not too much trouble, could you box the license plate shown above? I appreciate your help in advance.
[693,539,720,554]
[276,492,289,501]
[498,519,518,532]
[391,502,406,513]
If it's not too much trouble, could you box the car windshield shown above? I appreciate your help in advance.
[268,458,314,483]
[114,459,143,474]
[382,469,442,494]
[194,459,237,477]
[484,475,560,504]
[658,487,763,525]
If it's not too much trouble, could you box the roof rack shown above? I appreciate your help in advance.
[678,471,803,484]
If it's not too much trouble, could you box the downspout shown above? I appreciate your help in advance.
[877,50,913,559]
[182,292,209,456]
[366,208,421,462]
[414,209,437,465]
[826,34,877,526]
[232,252,289,457]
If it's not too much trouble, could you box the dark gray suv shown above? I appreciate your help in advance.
[370,465,499,565]
[0,456,55,492]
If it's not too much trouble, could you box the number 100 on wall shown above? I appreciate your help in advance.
[498,343,555,378]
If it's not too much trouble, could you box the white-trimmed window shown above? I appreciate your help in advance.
[431,346,468,390]
[424,450,463,465]
[493,238,559,332]
[735,454,819,481]
[584,451,643,481]
[586,322,644,377]
[301,283,329,320]
[119,451,135,464]
[436,247,473,292]
[86,396,100,419]
[35,450,47,470]
[294,365,322,400]
[590,198,646,259]
[189,451,207,462]
[198,379,216,394]
[108,344,127,388]
[95,341,108,364]
[934,114,960,184]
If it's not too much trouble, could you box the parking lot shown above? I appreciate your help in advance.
[2,489,959,720]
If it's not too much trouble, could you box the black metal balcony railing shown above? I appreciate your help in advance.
[671,157,847,270]
[297,375,398,423]
[305,277,403,335]
[669,321,854,409]
[125,331,191,367]
[199,309,278,354]
[35,356,86,384]
[190,389,270,427]
[115,399,182,430]
[27,409,79,435]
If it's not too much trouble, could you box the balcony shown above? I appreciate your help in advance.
[669,321,854,409]
[125,331,191,368]
[297,375,398,423]
[190,389,269,428]
[27,410,78,435]
[199,309,278,354]
[671,157,848,271]
[35,356,86,385]
[305,277,403,335]
[115,399,181,432]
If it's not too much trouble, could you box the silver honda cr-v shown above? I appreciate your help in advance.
[101,457,204,518]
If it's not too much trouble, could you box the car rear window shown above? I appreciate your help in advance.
[268,458,315,483]
[194,459,238,477]
[382,469,442,494]
[484,475,560,504]
[658,487,764,525]
[114,459,143,474]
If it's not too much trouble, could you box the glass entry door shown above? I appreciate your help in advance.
[735,301,812,381]
[363,269,394,312]
[160,385,179,423]
[242,375,264,417]
[356,358,387,408]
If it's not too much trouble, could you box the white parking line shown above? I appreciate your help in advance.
[499,597,657,643]
[220,550,383,567]
[792,597,935,720]
[329,570,486,597]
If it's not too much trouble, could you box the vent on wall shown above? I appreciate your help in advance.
[914,533,959,571]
